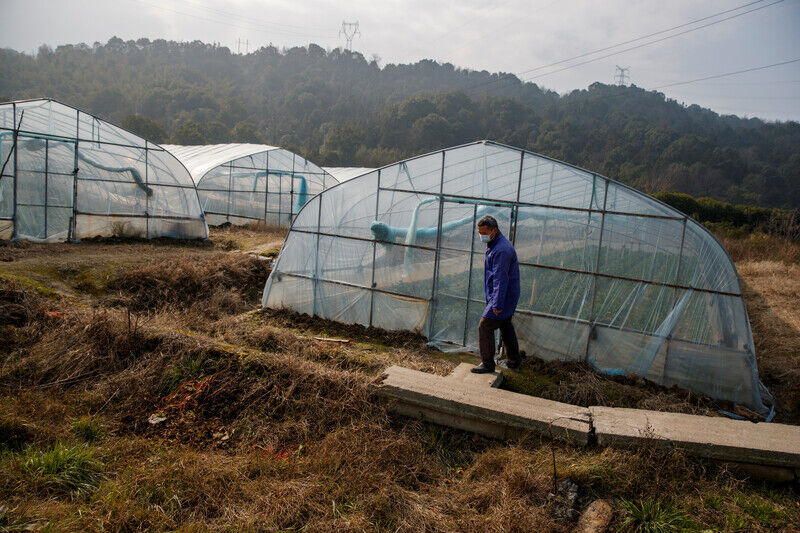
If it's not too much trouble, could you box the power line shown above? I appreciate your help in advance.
[520,0,785,84]
[652,58,800,90]
[425,1,502,46]
[554,58,800,113]
[516,0,769,79]
[466,0,784,93]
[677,79,800,86]
[441,0,562,57]
[669,94,800,100]
[126,0,338,41]
[168,0,332,32]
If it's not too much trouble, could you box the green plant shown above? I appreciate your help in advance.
[419,424,472,469]
[70,416,106,443]
[618,498,691,532]
[260,246,281,258]
[734,491,789,529]
[159,355,213,395]
[21,443,106,497]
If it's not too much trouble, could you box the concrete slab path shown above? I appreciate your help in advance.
[372,364,800,475]
[590,406,800,469]
[374,364,591,444]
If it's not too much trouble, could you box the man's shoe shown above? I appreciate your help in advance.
[496,359,522,371]
[506,359,522,371]
[470,363,495,374]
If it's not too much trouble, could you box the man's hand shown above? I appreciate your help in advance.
[493,309,502,316]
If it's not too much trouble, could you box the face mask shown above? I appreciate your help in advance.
[479,234,491,243]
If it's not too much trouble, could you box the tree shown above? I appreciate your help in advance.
[170,121,206,145]
[203,121,230,144]
[121,114,168,144]
[0,37,797,208]
[231,121,264,144]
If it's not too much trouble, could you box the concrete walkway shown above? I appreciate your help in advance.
[372,363,800,478]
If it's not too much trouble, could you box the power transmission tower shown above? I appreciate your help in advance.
[339,21,360,51]
[614,65,631,86]
[237,38,249,54]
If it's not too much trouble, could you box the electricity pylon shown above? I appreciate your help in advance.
[614,65,631,86]
[339,21,360,51]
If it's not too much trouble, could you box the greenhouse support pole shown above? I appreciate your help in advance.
[71,111,80,243]
[264,150,269,224]
[144,143,150,239]
[510,149,525,244]
[664,217,688,374]
[289,153,296,224]
[277,158,283,223]
[672,218,687,300]
[368,169,382,328]
[311,178,324,318]
[11,103,17,240]
[43,138,49,240]
[462,203,478,346]
[427,151,446,339]
[226,162,232,223]
[584,174,608,360]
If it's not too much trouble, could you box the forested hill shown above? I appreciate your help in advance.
[1,37,798,208]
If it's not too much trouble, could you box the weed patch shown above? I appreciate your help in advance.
[70,416,106,443]
[18,442,106,497]
[618,498,692,532]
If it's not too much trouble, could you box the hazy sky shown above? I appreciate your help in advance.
[2,0,799,121]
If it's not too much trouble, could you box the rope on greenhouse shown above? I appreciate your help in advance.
[76,150,152,196]
[16,135,153,197]
[293,174,308,214]
[240,169,311,214]
[370,197,498,278]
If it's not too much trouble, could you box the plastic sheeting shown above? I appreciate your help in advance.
[164,144,337,227]
[0,99,208,242]
[322,167,375,183]
[263,140,772,415]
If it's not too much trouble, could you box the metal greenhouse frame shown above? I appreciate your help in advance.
[263,140,772,415]
[0,99,208,242]
[164,144,337,227]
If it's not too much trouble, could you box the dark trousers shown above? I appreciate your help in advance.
[478,316,520,369]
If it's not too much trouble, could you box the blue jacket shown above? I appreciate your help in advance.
[483,232,520,320]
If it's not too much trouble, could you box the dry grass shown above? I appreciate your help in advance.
[718,231,800,265]
[738,260,800,423]
[208,222,288,253]
[503,359,726,418]
[108,252,269,313]
[1,226,799,531]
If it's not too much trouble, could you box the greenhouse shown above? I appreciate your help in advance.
[164,144,337,227]
[263,140,772,415]
[0,99,208,242]
[322,167,375,183]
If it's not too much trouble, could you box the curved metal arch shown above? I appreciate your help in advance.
[264,140,768,414]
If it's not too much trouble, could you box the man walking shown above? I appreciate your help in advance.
[471,215,522,374]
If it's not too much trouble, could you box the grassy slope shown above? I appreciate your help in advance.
[0,227,798,531]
